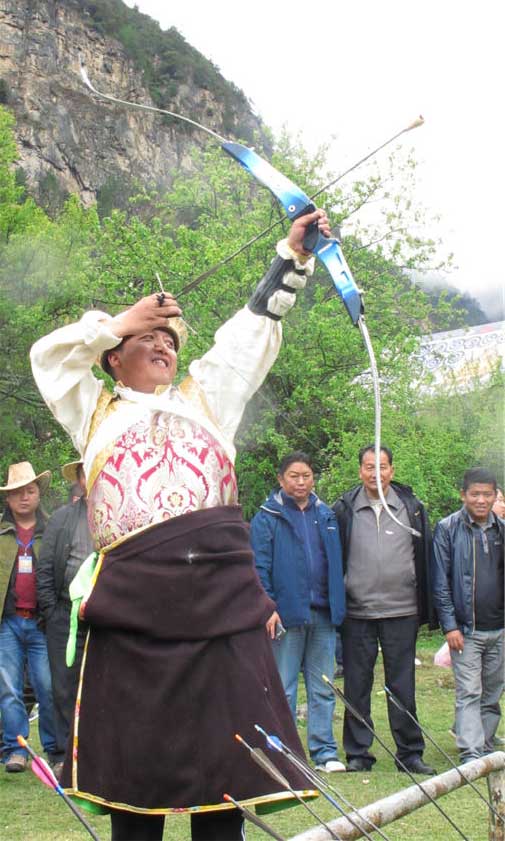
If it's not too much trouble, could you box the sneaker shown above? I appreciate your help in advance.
[28,703,39,723]
[334,665,344,678]
[314,759,346,773]
[5,753,28,773]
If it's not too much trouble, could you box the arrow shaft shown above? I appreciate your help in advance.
[254,726,390,841]
[236,734,341,840]
[324,679,472,841]
[18,736,101,841]
[223,794,287,841]
[384,685,504,824]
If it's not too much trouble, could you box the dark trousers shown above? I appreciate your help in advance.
[335,629,343,667]
[110,808,244,840]
[342,615,425,764]
[45,602,86,760]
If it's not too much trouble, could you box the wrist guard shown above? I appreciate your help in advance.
[248,256,308,321]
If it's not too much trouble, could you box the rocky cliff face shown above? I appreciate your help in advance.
[0,0,264,206]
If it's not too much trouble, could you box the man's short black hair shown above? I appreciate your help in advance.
[462,468,497,492]
[101,336,132,380]
[358,444,393,466]
[278,451,314,476]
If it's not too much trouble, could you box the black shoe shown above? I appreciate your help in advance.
[398,757,436,775]
[346,757,374,772]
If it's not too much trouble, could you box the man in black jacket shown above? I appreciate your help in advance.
[37,461,93,777]
[432,467,504,764]
[333,445,435,774]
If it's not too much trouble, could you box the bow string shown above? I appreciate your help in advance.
[79,57,424,536]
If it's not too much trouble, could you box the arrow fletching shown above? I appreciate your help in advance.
[235,735,290,788]
[31,755,60,790]
[17,735,59,790]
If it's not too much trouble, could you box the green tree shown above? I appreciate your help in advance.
[0,107,47,242]
[1,107,501,521]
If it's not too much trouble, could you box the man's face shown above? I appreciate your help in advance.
[461,482,496,524]
[492,489,505,519]
[107,329,178,393]
[6,482,40,521]
[359,449,394,498]
[278,462,314,508]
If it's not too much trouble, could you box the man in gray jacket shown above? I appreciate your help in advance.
[432,467,504,764]
[37,461,93,777]
[333,445,435,774]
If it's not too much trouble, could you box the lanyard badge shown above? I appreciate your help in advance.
[17,537,34,574]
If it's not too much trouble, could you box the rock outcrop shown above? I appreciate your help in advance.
[0,0,264,205]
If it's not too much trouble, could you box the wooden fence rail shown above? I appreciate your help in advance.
[288,751,505,841]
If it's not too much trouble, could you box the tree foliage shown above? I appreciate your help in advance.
[0,105,501,519]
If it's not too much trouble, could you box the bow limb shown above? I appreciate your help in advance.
[223,142,364,324]
[78,64,422,537]
[223,144,418,535]
[79,60,423,326]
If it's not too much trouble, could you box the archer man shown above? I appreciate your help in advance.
[31,210,329,841]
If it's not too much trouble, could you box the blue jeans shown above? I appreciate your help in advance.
[451,628,505,762]
[0,615,57,759]
[272,608,338,764]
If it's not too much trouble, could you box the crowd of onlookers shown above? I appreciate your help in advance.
[251,447,504,773]
[0,449,503,782]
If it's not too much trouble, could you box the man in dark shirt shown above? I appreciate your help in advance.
[432,467,505,763]
[37,460,93,778]
[0,462,58,773]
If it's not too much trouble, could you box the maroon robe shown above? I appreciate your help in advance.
[61,505,312,814]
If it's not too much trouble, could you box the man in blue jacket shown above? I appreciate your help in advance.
[251,451,346,772]
[432,467,504,764]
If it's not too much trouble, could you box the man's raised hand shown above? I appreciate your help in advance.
[109,293,182,338]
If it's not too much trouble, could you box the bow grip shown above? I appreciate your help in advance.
[291,203,320,253]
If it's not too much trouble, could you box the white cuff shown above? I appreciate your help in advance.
[276,238,315,275]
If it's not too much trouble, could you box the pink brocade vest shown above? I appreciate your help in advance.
[87,411,238,549]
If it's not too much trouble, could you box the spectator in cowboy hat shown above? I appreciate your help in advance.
[37,460,93,778]
[0,462,58,773]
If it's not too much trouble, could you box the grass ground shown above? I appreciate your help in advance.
[0,630,502,840]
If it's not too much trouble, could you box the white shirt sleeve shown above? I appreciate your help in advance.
[188,306,282,443]
[31,297,285,454]
[30,311,123,454]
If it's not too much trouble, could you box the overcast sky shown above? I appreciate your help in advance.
[124,0,503,318]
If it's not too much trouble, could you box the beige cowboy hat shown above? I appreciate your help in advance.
[0,461,51,494]
[61,460,83,484]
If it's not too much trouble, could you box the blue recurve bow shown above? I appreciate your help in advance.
[79,58,424,535]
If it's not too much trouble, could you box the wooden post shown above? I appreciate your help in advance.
[289,752,505,841]
[488,765,505,841]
